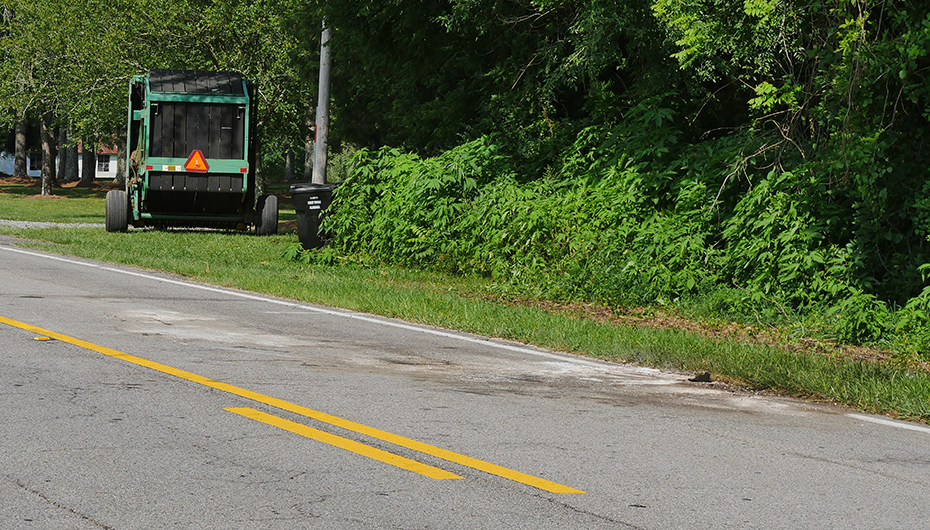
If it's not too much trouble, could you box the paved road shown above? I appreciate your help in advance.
[1,237,929,529]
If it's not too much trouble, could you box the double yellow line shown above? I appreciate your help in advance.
[1,315,584,494]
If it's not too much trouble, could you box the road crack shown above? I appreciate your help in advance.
[5,474,115,529]
[540,493,648,529]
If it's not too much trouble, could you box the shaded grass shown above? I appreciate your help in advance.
[0,180,298,224]
[2,222,930,423]
[0,184,109,223]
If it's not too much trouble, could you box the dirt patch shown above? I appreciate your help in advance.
[22,194,68,200]
[60,180,122,191]
[0,176,37,186]
[0,176,121,191]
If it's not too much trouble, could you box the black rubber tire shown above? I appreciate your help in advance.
[105,190,129,233]
[254,194,279,236]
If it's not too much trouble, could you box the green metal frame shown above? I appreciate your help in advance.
[125,73,254,228]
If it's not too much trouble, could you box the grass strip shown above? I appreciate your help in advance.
[0,185,110,223]
[1,221,929,423]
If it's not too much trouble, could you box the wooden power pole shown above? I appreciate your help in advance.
[312,23,332,185]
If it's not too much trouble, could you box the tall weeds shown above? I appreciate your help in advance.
[311,112,930,358]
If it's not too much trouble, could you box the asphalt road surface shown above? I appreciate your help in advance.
[1,236,929,529]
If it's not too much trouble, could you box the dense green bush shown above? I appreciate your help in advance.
[307,120,930,354]
[285,0,930,357]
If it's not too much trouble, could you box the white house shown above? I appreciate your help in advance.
[0,146,119,179]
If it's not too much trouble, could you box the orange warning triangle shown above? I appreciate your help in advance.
[184,150,209,173]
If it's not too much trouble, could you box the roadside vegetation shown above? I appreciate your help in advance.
[315,133,930,363]
[4,1,930,420]
[2,179,930,423]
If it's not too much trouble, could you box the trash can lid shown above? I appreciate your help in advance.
[289,182,337,193]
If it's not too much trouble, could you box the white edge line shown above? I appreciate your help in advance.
[1,245,616,370]
[846,413,930,434]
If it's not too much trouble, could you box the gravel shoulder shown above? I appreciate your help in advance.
[0,220,103,228]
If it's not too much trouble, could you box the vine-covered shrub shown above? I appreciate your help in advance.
[291,0,930,355]
[310,122,930,352]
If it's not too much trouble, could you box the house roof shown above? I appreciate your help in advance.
[77,141,118,155]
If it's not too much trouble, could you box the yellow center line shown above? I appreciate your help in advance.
[0,315,585,494]
[225,407,462,479]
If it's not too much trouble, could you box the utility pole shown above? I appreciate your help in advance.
[304,113,314,180]
[312,22,332,185]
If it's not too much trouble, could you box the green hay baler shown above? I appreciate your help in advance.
[106,69,277,234]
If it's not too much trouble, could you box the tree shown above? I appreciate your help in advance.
[13,120,26,177]
[299,0,677,169]
[58,126,78,181]
[39,110,55,194]
[80,139,95,183]
[115,143,126,185]
[1,0,316,184]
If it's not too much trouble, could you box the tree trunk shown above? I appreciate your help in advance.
[53,125,60,178]
[254,131,264,197]
[40,112,56,195]
[284,147,295,180]
[81,140,96,183]
[13,120,27,178]
[59,126,78,181]
[116,142,127,185]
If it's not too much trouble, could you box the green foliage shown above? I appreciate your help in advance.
[825,288,893,345]
[1,0,312,164]
[325,137,508,265]
[652,0,802,81]
[893,265,930,356]
[321,0,677,163]
[316,90,930,352]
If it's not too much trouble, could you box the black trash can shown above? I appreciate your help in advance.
[290,183,337,250]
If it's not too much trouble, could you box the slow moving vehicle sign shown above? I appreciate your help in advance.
[184,150,210,173]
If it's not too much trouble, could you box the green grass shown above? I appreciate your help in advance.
[3,182,930,423]
[0,184,110,223]
[0,181,297,224]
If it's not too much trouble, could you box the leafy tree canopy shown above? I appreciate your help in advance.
[0,0,312,150]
